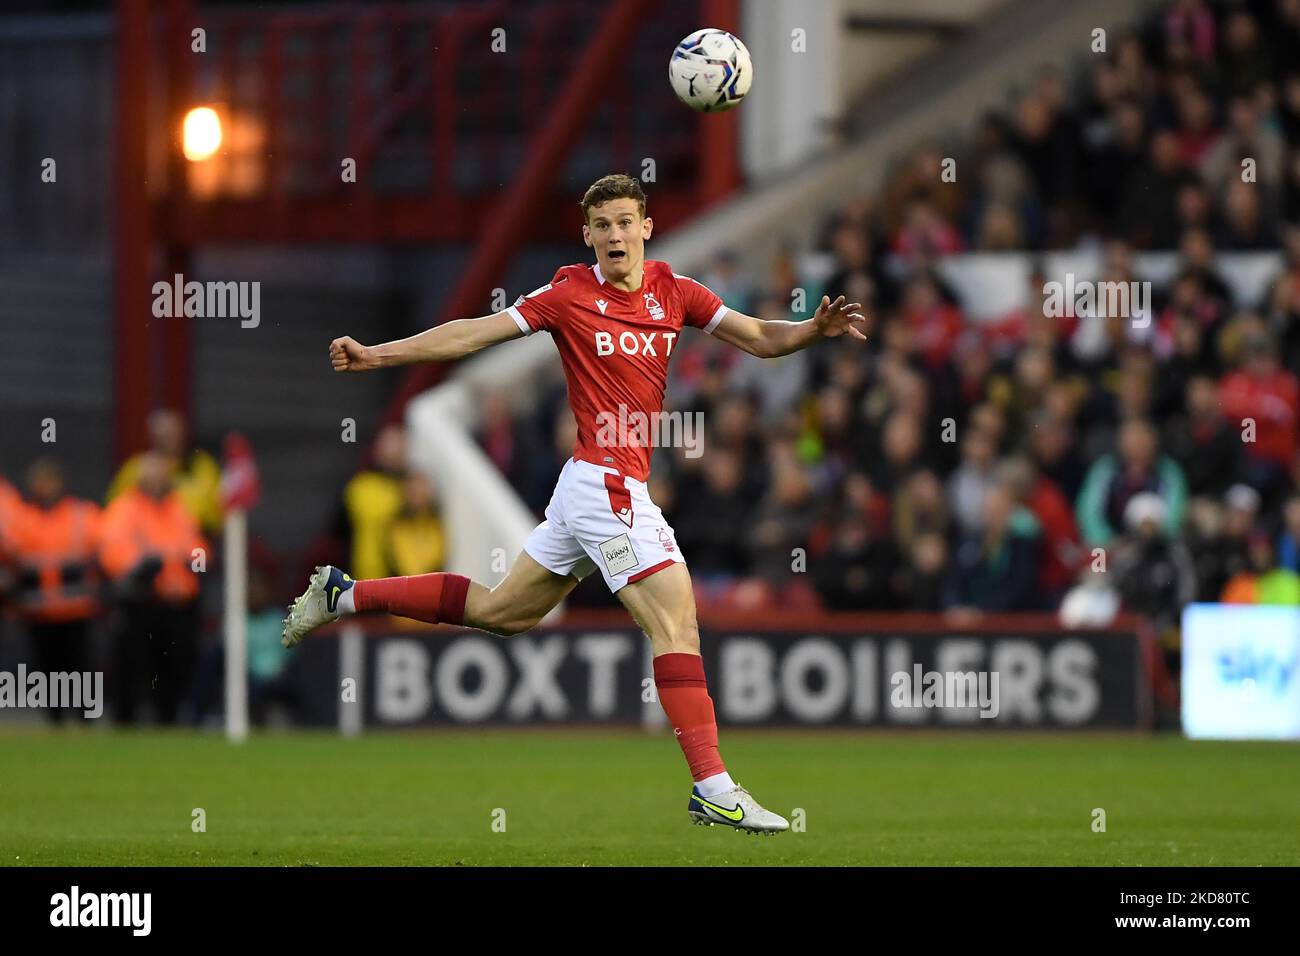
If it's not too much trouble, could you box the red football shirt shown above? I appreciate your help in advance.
[507,260,728,482]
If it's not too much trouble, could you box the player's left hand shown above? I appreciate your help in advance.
[812,294,868,341]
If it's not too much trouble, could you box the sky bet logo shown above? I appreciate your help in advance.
[1216,647,1297,696]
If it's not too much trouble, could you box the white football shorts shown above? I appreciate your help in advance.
[523,457,686,591]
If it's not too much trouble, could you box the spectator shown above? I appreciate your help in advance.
[891,198,964,262]
[893,469,950,558]
[106,409,223,533]
[899,272,964,372]
[1183,496,1231,601]
[1077,417,1188,546]
[896,531,949,612]
[1219,333,1299,494]
[1216,178,1277,251]
[99,450,205,724]
[1221,531,1300,604]
[699,249,753,317]
[1218,483,1262,587]
[6,459,101,722]
[1120,127,1192,248]
[1201,93,1284,193]
[476,390,538,495]
[1000,455,1082,602]
[1276,494,1300,572]
[1267,224,1300,374]
[1173,83,1219,168]
[870,409,925,494]
[746,452,820,585]
[343,423,407,581]
[1027,410,1087,503]
[1082,96,1147,221]
[947,426,1000,536]
[1163,374,1246,495]
[810,478,897,611]
[0,476,24,603]
[669,448,750,579]
[383,471,447,577]
[943,482,1042,613]
[1163,0,1216,67]
[1111,493,1198,633]
[1219,10,1274,98]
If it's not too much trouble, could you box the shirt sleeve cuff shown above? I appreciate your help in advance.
[506,305,533,335]
[703,304,728,335]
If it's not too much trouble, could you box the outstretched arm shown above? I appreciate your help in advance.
[329,311,525,372]
[709,295,866,359]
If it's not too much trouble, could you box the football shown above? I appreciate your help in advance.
[668,28,752,112]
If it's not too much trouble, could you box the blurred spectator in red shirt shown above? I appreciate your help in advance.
[899,272,963,372]
[1163,0,1216,64]
[1219,333,1299,505]
[892,198,964,261]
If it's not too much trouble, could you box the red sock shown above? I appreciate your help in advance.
[352,573,470,625]
[653,652,726,781]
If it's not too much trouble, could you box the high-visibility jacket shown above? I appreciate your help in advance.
[107,448,224,533]
[99,488,205,603]
[344,470,404,581]
[0,479,21,565]
[8,497,102,623]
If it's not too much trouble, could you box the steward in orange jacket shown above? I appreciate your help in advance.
[99,451,206,725]
[0,477,21,603]
[100,471,205,604]
[9,460,101,624]
[9,460,101,722]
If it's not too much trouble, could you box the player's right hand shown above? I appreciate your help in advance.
[329,336,378,372]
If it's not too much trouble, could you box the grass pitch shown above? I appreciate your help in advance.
[1,728,1296,866]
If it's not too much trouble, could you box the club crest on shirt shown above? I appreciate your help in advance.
[644,291,666,321]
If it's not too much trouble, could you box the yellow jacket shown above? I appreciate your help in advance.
[107,449,224,533]
[344,471,404,580]
[385,511,446,577]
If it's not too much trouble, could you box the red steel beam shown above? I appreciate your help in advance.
[112,0,153,463]
[162,0,195,423]
[380,0,658,423]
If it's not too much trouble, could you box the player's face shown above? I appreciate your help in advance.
[584,198,653,282]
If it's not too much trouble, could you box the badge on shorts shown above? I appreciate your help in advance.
[599,533,639,577]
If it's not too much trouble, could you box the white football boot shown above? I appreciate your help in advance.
[281,565,352,647]
[687,784,790,835]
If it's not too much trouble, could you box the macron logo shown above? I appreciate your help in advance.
[595,299,608,315]
[50,886,151,936]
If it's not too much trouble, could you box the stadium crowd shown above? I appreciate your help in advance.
[473,0,1300,675]
[7,0,1300,719]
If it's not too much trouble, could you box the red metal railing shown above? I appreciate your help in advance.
[162,1,734,245]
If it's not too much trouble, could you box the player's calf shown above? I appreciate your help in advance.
[280,567,471,647]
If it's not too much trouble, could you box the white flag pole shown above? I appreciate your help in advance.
[224,508,249,742]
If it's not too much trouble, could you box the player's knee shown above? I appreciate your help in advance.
[657,619,700,654]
